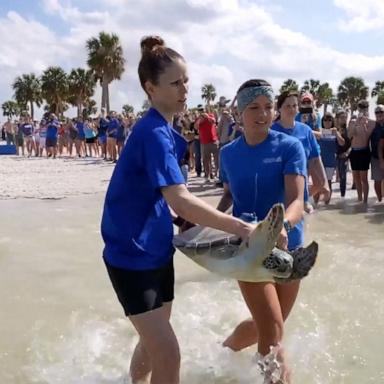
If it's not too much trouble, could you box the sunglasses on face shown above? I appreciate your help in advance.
[375,111,384,115]
[324,118,333,121]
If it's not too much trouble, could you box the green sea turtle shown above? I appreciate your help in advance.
[173,203,318,283]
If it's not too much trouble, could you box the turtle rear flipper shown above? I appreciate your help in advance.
[275,241,318,283]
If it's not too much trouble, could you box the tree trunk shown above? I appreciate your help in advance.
[77,102,82,118]
[323,103,328,114]
[106,83,110,113]
[30,101,34,120]
[101,79,109,112]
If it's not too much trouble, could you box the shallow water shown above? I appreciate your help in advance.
[0,192,383,383]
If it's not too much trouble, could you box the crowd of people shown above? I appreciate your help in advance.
[2,93,383,205]
[1,109,136,162]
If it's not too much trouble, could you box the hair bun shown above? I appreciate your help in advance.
[140,36,165,53]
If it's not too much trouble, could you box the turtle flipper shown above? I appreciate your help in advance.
[275,241,318,283]
[246,203,285,252]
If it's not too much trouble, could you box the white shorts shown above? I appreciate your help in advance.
[39,137,46,148]
[325,167,335,181]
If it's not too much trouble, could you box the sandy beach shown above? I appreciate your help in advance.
[1,155,384,383]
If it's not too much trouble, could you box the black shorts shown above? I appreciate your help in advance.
[350,148,370,171]
[46,137,57,147]
[85,137,96,144]
[104,258,174,316]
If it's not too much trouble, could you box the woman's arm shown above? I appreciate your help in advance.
[308,156,330,199]
[277,174,305,250]
[161,184,253,239]
[284,174,305,226]
[216,183,233,213]
[332,127,345,146]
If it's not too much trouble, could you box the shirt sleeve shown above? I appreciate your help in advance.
[283,140,307,177]
[143,126,185,189]
[308,129,321,159]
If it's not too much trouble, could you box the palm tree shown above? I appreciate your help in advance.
[122,104,134,116]
[201,83,217,105]
[12,73,42,119]
[316,83,334,113]
[337,77,368,113]
[86,31,125,113]
[371,81,384,98]
[82,99,98,119]
[377,91,384,105]
[68,68,96,117]
[41,66,69,116]
[279,79,299,94]
[2,100,21,118]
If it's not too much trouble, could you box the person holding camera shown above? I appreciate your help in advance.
[295,92,322,138]
[348,100,375,203]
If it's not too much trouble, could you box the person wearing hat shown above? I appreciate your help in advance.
[348,100,375,203]
[295,92,322,137]
[370,104,384,201]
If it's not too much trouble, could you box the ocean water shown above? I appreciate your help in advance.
[0,194,383,383]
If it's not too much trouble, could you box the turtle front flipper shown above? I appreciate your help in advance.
[245,203,285,254]
[275,241,318,283]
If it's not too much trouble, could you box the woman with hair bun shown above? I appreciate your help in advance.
[100,36,255,384]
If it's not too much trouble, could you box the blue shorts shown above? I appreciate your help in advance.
[98,135,107,144]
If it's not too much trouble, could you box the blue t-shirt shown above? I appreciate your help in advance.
[117,121,125,140]
[101,108,187,270]
[46,121,59,139]
[318,130,337,168]
[220,131,307,251]
[295,112,321,131]
[98,117,109,137]
[22,123,33,136]
[271,121,320,202]
[370,122,384,159]
[107,118,120,138]
[75,122,85,139]
[84,123,95,139]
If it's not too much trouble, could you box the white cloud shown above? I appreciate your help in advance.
[334,0,384,32]
[1,0,384,119]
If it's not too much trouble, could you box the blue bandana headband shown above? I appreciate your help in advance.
[237,86,275,114]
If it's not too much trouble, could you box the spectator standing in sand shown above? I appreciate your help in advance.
[295,92,322,137]
[315,112,345,204]
[369,104,384,202]
[107,111,119,162]
[196,106,219,181]
[46,114,60,159]
[3,118,15,146]
[15,120,25,156]
[348,100,375,203]
[334,110,351,198]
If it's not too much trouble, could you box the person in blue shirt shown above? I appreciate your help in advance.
[21,115,35,157]
[295,92,322,137]
[101,35,255,384]
[74,118,86,157]
[217,79,306,383]
[45,114,59,158]
[315,113,345,204]
[106,111,119,162]
[272,91,330,212]
[98,109,109,160]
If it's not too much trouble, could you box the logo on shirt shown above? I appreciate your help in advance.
[263,156,282,164]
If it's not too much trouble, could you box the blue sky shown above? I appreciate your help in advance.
[0,0,383,118]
